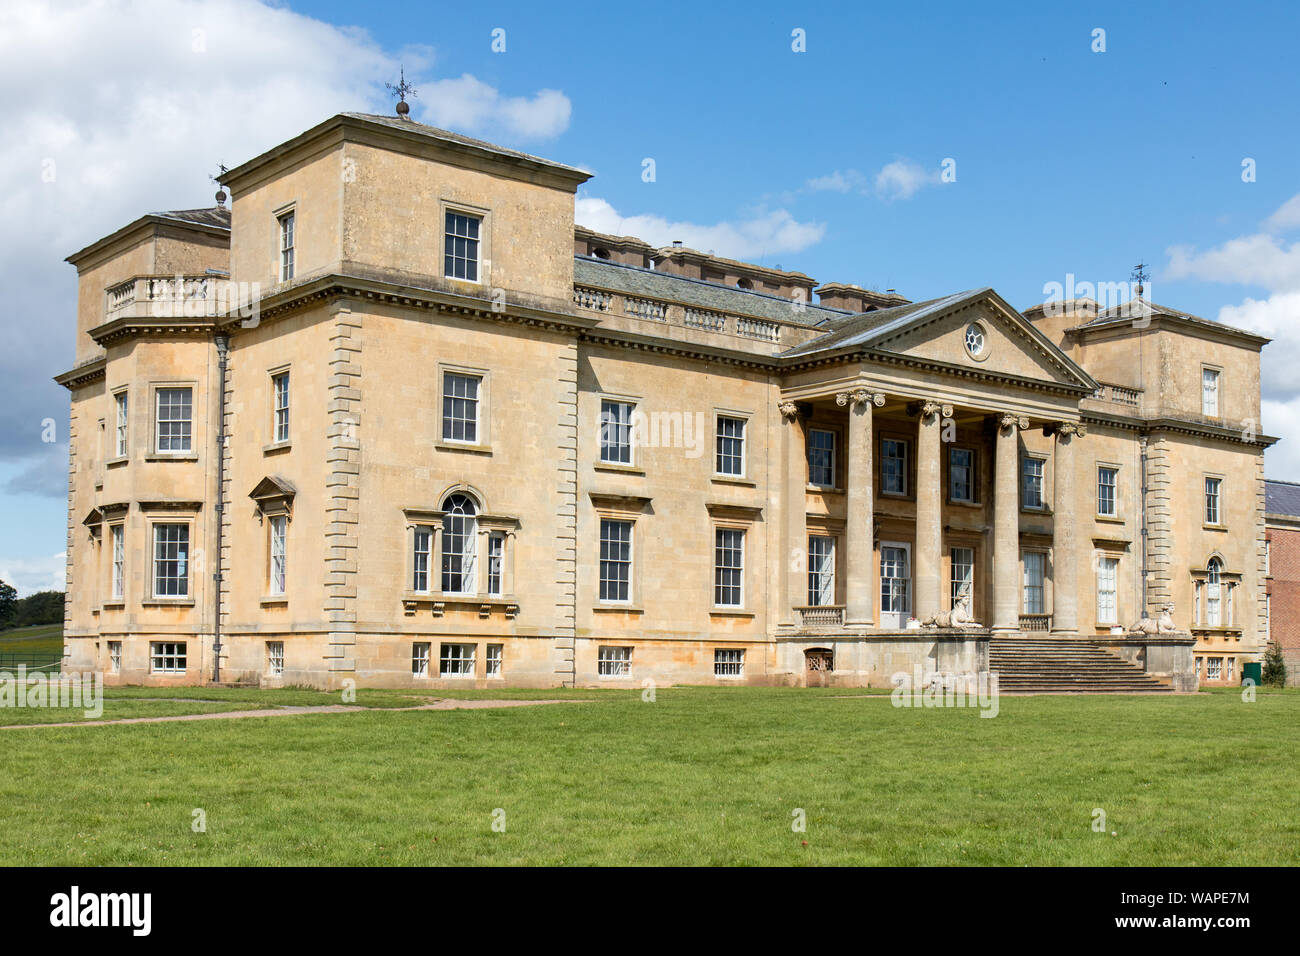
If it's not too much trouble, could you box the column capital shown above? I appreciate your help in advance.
[920,401,953,421]
[998,413,1029,433]
[1054,421,1087,440]
[835,388,886,409]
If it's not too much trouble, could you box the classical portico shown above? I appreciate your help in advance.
[779,383,1086,641]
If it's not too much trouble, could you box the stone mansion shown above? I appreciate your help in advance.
[57,110,1274,689]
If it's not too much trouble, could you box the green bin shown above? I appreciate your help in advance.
[1242,661,1262,686]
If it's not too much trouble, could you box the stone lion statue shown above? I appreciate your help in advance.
[1129,603,1177,634]
[921,588,981,629]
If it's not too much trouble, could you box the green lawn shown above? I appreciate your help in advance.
[0,624,64,664]
[0,685,1296,865]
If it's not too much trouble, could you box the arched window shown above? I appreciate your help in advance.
[441,494,478,595]
[736,277,753,290]
[593,247,611,260]
[1205,557,1222,626]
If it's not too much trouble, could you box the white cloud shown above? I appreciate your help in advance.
[0,552,65,597]
[804,160,939,201]
[1162,193,1300,475]
[1166,235,1300,292]
[805,169,865,194]
[576,197,825,261]
[1264,192,1300,234]
[874,159,940,201]
[0,0,572,560]
[417,75,571,140]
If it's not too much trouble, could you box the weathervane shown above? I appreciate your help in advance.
[386,67,417,118]
[1130,261,1150,298]
[211,163,229,207]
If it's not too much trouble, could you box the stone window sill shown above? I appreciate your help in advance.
[435,441,492,456]
[1095,514,1125,524]
[947,499,982,509]
[807,484,843,494]
[1203,523,1227,532]
[105,456,129,468]
[712,476,756,488]
[402,594,518,618]
[595,463,645,476]
[145,453,199,463]
[263,440,291,455]
[142,598,195,608]
[594,604,644,614]
[102,601,125,611]
[260,596,288,606]
[710,608,755,618]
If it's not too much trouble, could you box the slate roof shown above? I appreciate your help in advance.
[340,113,591,178]
[574,256,848,327]
[149,207,231,230]
[780,289,988,356]
[1266,480,1300,517]
[1087,299,1268,344]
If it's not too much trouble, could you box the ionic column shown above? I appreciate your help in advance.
[993,413,1027,633]
[840,388,885,625]
[914,401,951,621]
[779,400,807,626]
[1051,421,1085,635]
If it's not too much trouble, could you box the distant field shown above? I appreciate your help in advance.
[0,684,1297,866]
[0,624,63,665]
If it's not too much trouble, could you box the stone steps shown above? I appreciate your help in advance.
[989,636,1173,694]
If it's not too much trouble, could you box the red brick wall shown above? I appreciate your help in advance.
[1266,526,1300,684]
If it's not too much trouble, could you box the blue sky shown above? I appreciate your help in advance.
[2,0,1298,594]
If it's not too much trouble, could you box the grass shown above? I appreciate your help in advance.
[0,624,64,663]
[1,685,1297,865]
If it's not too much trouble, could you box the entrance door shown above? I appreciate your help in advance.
[880,542,911,628]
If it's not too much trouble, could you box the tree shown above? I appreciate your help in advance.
[0,579,16,629]
[1262,642,1288,688]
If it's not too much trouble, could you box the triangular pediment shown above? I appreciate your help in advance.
[866,289,1095,389]
[249,475,297,502]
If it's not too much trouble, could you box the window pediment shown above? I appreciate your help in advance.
[249,475,295,520]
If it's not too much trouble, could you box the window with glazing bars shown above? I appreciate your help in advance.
[442,372,480,443]
[599,519,632,602]
[1021,457,1044,509]
[715,528,744,606]
[716,416,745,476]
[444,211,480,281]
[600,400,634,464]
[272,372,290,443]
[266,641,284,676]
[115,391,128,457]
[807,535,835,606]
[152,523,189,598]
[714,648,745,678]
[949,447,974,502]
[1098,467,1117,516]
[808,428,836,487]
[155,387,192,452]
[1022,551,1045,614]
[412,526,431,592]
[279,211,295,281]
[110,524,125,600]
[882,439,907,495]
[150,642,187,674]
[439,643,476,677]
[412,643,430,677]
[269,515,287,595]
[598,645,631,677]
[441,495,477,594]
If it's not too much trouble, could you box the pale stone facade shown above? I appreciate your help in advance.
[56,111,1275,689]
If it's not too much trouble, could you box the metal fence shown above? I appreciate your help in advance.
[0,654,63,672]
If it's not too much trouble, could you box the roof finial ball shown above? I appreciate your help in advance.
[386,66,417,120]
[210,163,229,208]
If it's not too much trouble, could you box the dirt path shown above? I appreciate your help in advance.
[0,698,585,730]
